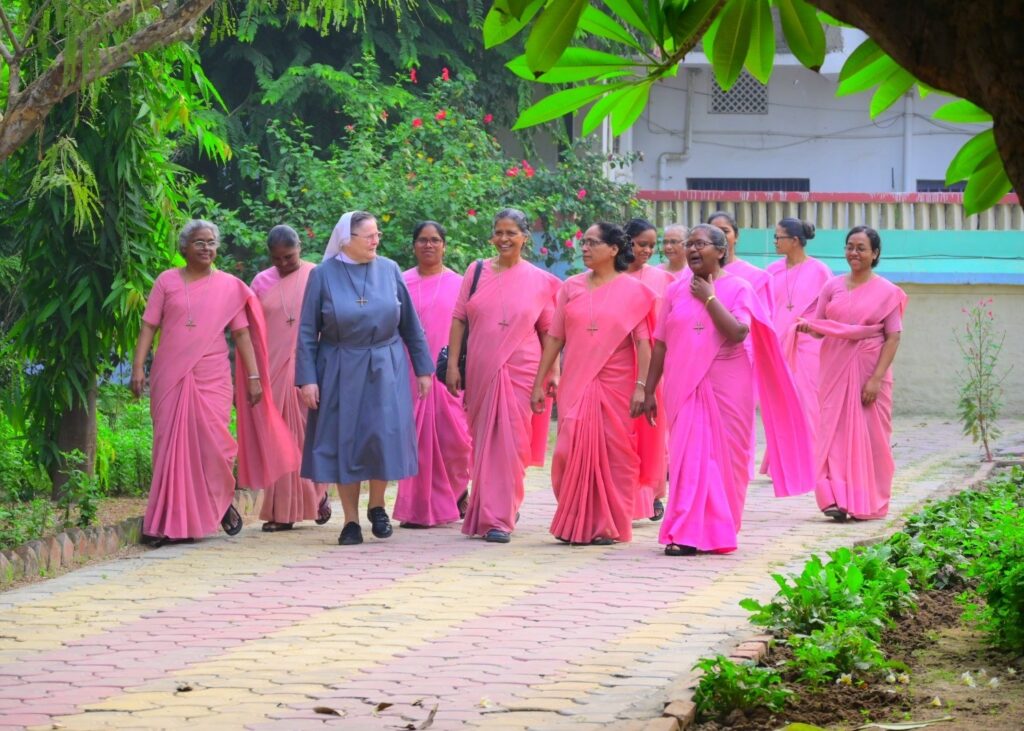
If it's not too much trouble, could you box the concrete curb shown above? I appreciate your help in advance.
[0,489,265,588]
[642,459,1000,731]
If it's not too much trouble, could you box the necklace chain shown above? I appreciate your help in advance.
[342,261,370,306]
[785,261,803,311]
[495,260,509,327]
[182,269,213,329]
[278,269,300,325]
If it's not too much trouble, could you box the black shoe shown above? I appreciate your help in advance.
[650,499,665,522]
[591,536,614,545]
[315,494,332,525]
[338,522,363,545]
[456,490,469,519]
[664,543,697,556]
[823,504,849,522]
[221,505,243,536]
[484,529,511,543]
[400,522,429,529]
[367,506,393,539]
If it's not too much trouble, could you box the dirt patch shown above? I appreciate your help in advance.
[694,589,1024,731]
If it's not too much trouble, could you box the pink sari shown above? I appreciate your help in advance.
[455,260,559,536]
[764,257,833,471]
[627,264,675,516]
[251,263,326,524]
[802,275,907,520]
[394,268,473,526]
[657,272,813,552]
[548,274,655,543]
[142,269,299,539]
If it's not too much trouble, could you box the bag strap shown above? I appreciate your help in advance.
[467,259,484,300]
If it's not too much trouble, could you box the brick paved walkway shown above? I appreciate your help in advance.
[2,418,1022,731]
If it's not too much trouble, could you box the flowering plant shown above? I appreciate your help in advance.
[955,298,1009,461]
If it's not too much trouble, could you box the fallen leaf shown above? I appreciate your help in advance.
[313,706,343,717]
[419,703,438,730]
[412,698,424,708]
[476,697,493,708]
[779,725,827,731]
[930,697,943,707]
[372,702,393,716]
[175,683,192,693]
[854,717,955,730]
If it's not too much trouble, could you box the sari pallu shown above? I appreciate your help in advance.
[143,270,299,540]
[456,260,559,536]
[549,275,654,544]
[802,276,907,520]
[657,273,813,553]
[251,263,326,524]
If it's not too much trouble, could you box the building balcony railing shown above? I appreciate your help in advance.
[638,191,1023,232]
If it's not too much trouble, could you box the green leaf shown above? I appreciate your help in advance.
[664,0,724,48]
[483,0,545,48]
[712,0,756,90]
[611,80,654,134]
[776,0,826,70]
[525,0,590,75]
[580,86,629,136]
[964,150,1013,216]
[505,47,638,83]
[745,0,775,84]
[816,10,853,28]
[933,99,992,124]
[837,38,884,85]
[512,83,625,129]
[946,129,997,184]
[869,67,915,117]
[579,5,646,51]
[780,725,828,731]
[602,0,652,34]
[837,52,899,98]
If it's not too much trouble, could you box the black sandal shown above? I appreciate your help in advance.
[221,505,243,536]
[456,490,469,519]
[261,521,293,532]
[650,498,665,522]
[822,504,849,522]
[315,494,332,525]
[664,543,697,556]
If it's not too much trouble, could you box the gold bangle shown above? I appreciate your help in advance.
[705,294,717,307]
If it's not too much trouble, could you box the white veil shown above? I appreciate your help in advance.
[322,212,354,261]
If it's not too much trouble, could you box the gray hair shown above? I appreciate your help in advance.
[493,208,530,235]
[664,223,688,238]
[267,224,300,250]
[178,219,220,252]
[689,223,728,265]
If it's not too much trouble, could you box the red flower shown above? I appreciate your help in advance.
[574,229,583,239]
[467,209,476,217]
[305,226,314,239]
[577,188,587,200]
[435,110,447,121]
[412,118,423,128]
[564,239,575,249]
[506,167,520,177]
[441,67,450,82]
[379,110,388,121]
[483,113,494,124]
[521,159,535,178]
[540,246,549,255]
[410,68,418,84]
[344,124,354,132]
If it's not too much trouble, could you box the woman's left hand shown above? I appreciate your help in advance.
[861,377,882,406]
[247,378,264,406]
[629,385,645,417]
[416,375,432,399]
[545,373,559,399]
[690,272,715,303]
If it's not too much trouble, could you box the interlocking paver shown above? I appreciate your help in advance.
[0,418,1021,730]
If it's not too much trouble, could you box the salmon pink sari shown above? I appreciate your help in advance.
[455,260,559,536]
[657,272,813,553]
[548,274,655,543]
[142,270,299,540]
[802,275,907,519]
[251,262,326,524]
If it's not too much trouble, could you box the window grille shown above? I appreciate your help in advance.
[687,178,810,192]
[710,70,768,114]
[916,179,967,193]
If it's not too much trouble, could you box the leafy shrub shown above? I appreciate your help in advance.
[57,450,101,528]
[693,655,790,722]
[95,385,152,497]
[0,498,57,550]
[787,625,890,686]
[954,298,1008,461]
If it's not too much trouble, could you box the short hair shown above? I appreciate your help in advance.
[847,225,882,268]
[777,217,816,247]
[689,223,728,267]
[267,224,300,250]
[664,223,688,238]
[593,221,635,272]
[707,210,739,240]
[178,219,219,252]
[493,208,530,235]
[412,220,447,244]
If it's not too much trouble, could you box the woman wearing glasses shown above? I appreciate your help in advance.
[445,208,560,544]
[797,226,906,522]
[659,223,689,278]
[131,220,299,546]
[640,225,812,556]
[296,211,434,546]
[531,222,655,545]
[393,221,473,529]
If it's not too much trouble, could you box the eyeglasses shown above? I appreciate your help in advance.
[683,240,714,250]
[352,232,382,241]
[580,238,608,248]
[663,239,685,246]
[189,239,218,250]
[773,235,796,241]
[415,237,444,246]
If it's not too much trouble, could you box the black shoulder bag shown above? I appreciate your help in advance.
[435,259,484,387]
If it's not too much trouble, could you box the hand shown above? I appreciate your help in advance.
[445,364,462,397]
[795,319,812,334]
[530,383,546,414]
[247,378,264,407]
[416,375,432,399]
[690,272,715,303]
[130,366,146,398]
[642,392,657,426]
[545,373,559,399]
[629,385,645,417]
[300,383,320,410]
[861,377,882,406]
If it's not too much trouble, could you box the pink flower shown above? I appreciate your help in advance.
[521,160,535,178]
[540,246,549,255]
[435,110,447,121]
[412,118,423,128]
[305,227,314,239]
[574,229,583,239]
[564,239,575,249]
[344,124,354,131]
[988,310,994,318]
[380,110,388,121]
[483,113,494,124]
[410,68,418,84]
[506,167,520,177]
[467,209,476,217]
[441,67,450,82]
[577,188,587,200]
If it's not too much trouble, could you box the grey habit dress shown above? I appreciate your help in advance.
[295,256,433,483]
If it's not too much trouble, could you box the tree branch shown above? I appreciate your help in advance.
[0,5,25,55]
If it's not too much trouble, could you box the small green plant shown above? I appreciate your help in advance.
[787,625,890,686]
[0,497,57,550]
[692,656,791,722]
[960,506,1024,652]
[57,449,102,528]
[954,298,1009,461]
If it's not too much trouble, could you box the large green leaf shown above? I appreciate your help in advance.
[513,83,626,129]
[869,67,915,117]
[525,0,589,75]
[483,0,545,48]
[611,80,654,134]
[946,129,997,185]
[837,54,899,97]
[581,86,631,136]
[837,39,884,85]
[664,0,725,49]
[745,0,775,84]
[712,0,756,90]
[933,99,993,124]
[603,0,652,34]
[579,5,646,51]
[506,48,636,83]
[776,0,826,70]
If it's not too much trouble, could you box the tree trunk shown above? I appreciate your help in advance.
[49,380,98,500]
[810,0,1024,195]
